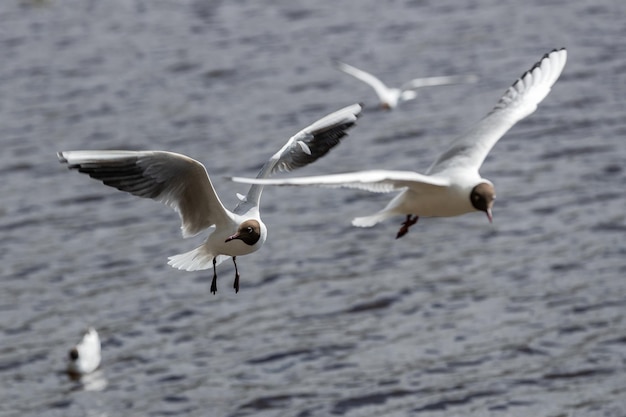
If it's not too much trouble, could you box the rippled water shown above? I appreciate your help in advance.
[1,0,625,416]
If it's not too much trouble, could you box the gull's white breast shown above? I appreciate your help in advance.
[400,185,474,218]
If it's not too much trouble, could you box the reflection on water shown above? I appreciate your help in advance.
[68,370,108,393]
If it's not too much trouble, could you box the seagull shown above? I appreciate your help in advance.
[58,103,362,293]
[334,60,478,110]
[231,49,567,238]
[67,328,101,378]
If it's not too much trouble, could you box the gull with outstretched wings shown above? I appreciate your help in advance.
[232,50,567,238]
[58,103,362,293]
[335,60,477,110]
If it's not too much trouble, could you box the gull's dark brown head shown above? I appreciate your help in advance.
[225,220,262,246]
[69,348,79,361]
[470,182,496,223]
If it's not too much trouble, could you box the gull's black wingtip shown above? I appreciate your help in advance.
[331,58,344,68]
[518,48,567,81]
[356,102,365,117]
[57,151,68,164]
[542,47,567,60]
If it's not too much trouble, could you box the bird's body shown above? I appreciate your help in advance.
[378,177,478,220]
[232,49,567,238]
[334,60,477,109]
[59,103,362,292]
[67,328,101,378]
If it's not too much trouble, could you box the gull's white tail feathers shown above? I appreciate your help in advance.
[352,211,395,228]
[168,246,228,271]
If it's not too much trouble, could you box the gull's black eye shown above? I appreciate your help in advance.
[247,226,253,233]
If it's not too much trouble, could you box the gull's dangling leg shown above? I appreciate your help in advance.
[210,257,218,295]
[232,256,240,294]
[396,214,419,239]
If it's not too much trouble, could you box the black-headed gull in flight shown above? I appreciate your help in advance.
[58,104,362,293]
[231,49,567,238]
[334,60,477,110]
[67,328,101,378]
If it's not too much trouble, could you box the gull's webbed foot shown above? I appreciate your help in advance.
[210,257,218,294]
[232,256,240,294]
[396,214,419,239]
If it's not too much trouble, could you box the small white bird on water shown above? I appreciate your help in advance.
[231,49,567,238]
[334,60,477,110]
[58,104,362,293]
[67,328,101,378]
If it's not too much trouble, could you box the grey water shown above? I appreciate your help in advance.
[1,0,625,416]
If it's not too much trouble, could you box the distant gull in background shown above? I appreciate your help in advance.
[58,104,362,293]
[67,328,101,378]
[231,49,567,238]
[334,60,478,110]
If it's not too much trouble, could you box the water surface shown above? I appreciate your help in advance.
[1,0,625,416]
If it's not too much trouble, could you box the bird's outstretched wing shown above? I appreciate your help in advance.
[334,61,392,101]
[427,48,567,175]
[400,74,478,91]
[236,103,362,212]
[231,169,449,195]
[58,150,232,237]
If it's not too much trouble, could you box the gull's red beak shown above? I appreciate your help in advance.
[225,233,239,243]
[486,209,493,223]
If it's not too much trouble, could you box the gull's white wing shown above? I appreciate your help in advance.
[236,103,362,212]
[58,150,232,237]
[231,170,450,194]
[264,103,363,175]
[400,74,478,91]
[334,61,392,101]
[427,48,567,175]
